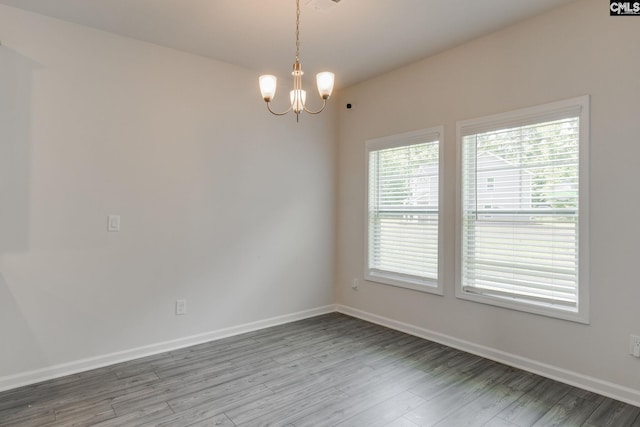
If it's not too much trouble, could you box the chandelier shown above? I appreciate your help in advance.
[259,0,335,122]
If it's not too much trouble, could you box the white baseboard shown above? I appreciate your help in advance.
[0,305,335,393]
[336,304,640,407]
[5,303,639,408]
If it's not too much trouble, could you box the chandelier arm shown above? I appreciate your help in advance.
[266,102,293,116]
[303,99,328,115]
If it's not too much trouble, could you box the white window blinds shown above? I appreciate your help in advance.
[366,127,442,294]
[457,97,589,322]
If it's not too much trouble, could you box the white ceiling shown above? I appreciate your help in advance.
[0,0,576,88]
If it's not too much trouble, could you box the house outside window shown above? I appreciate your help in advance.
[486,177,495,191]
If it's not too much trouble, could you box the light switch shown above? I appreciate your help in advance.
[107,215,121,232]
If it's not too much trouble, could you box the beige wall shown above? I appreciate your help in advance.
[336,0,640,403]
[0,5,336,383]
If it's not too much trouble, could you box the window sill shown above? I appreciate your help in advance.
[455,287,589,324]
[366,270,443,295]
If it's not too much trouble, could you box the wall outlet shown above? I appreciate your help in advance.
[629,335,640,357]
[176,299,187,315]
[107,215,121,232]
[351,279,359,290]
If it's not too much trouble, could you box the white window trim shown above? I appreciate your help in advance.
[365,126,444,295]
[455,96,590,323]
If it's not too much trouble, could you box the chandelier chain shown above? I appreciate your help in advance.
[295,0,300,62]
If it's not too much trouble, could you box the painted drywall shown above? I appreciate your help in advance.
[0,5,336,380]
[336,0,640,401]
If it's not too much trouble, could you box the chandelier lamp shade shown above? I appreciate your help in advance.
[259,0,335,121]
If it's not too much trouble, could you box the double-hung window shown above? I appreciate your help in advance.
[366,127,443,294]
[457,96,589,323]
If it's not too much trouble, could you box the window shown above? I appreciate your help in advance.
[456,96,589,323]
[366,127,443,294]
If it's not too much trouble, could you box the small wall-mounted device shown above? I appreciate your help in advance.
[346,103,352,109]
[176,299,187,315]
[107,215,121,232]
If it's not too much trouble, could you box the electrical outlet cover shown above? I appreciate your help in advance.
[107,215,121,232]
[176,299,187,315]
[629,334,640,356]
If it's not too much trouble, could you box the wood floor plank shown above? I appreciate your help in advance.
[168,383,273,419]
[531,390,602,427]
[430,369,541,427]
[0,371,159,425]
[42,408,116,427]
[407,352,493,401]
[110,354,285,415]
[178,413,235,427]
[480,417,521,427]
[403,363,516,426]
[291,368,433,427]
[232,386,348,427]
[333,390,426,427]
[0,408,56,427]
[583,397,640,427]
[141,400,233,427]
[1,313,638,427]
[494,376,573,426]
[90,402,173,427]
[384,417,422,427]
[262,355,375,394]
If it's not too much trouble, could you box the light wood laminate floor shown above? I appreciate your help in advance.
[1,313,639,426]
